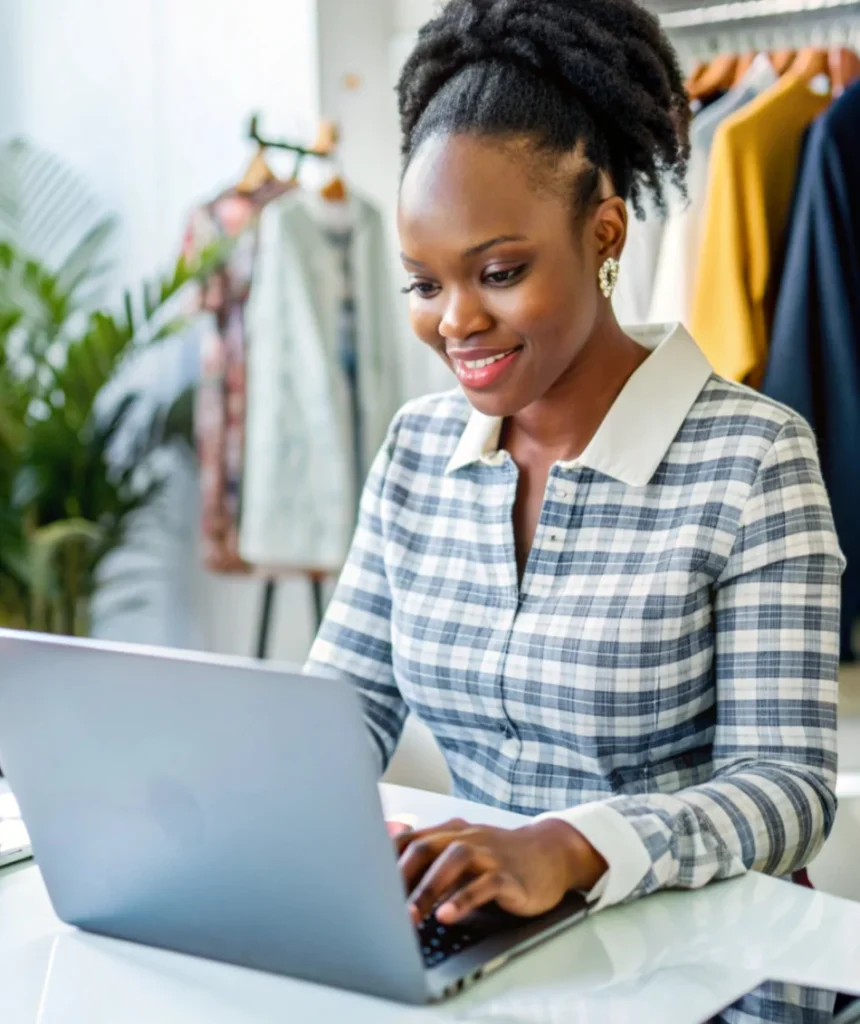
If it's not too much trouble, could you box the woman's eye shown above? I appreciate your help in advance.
[401,280,441,298]
[484,265,526,286]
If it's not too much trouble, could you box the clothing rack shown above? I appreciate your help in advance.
[242,113,340,660]
[660,0,860,64]
[661,0,860,30]
[246,114,339,177]
[255,577,326,659]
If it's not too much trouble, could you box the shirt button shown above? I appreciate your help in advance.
[501,724,515,739]
[554,486,569,499]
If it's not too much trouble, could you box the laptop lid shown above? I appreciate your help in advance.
[0,630,427,1004]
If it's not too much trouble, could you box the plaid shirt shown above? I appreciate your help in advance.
[308,324,843,1023]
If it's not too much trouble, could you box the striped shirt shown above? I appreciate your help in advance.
[308,323,843,1023]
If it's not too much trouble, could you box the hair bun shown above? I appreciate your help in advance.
[399,0,690,217]
[417,0,585,86]
[443,0,544,68]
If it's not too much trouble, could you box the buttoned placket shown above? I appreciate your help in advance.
[509,462,583,808]
[481,455,583,787]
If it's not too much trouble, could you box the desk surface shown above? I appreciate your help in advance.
[1,782,859,1024]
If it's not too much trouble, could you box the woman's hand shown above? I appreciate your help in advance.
[394,817,607,926]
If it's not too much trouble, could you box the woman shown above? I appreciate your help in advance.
[308,1,844,1020]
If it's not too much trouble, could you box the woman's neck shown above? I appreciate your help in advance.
[504,319,649,464]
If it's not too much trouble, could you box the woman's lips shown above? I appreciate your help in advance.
[450,346,523,389]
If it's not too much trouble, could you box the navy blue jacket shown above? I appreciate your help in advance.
[764,82,860,660]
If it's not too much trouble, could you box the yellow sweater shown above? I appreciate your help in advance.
[690,74,830,386]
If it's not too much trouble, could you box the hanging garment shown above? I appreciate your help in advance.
[611,199,664,327]
[649,55,778,327]
[763,81,860,661]
[183,180,294,573]
[690,73,830,386]
[240,190,402,572]
[324,222,364,507]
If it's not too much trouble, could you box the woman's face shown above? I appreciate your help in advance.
[398,133,617,418]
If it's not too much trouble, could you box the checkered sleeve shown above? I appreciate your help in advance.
[305,415,409,774]
[569,418,842,904]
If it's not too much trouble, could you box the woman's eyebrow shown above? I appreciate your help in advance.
[401,234,528,268]
[463,234,527,257]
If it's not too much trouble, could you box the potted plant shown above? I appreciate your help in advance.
[0,140,219,636]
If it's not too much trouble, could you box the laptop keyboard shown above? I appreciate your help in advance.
[418,914,483,967]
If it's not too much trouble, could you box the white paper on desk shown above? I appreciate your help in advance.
[0,791,21,819]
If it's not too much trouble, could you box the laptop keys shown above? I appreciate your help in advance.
[418,914,481,967]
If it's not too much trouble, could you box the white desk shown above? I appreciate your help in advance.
[1,782,860,1024]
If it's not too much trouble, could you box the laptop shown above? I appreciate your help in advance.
[0,629,587,1004]
[0,787,33,868]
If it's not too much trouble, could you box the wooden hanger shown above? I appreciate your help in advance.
[688,53,738,101]
[788,47,831,83]
[770,49,797,76]
[310,120,339,157]
[684,60,709,96]
[732,51,757,86]
[829,46,860,95]
[311,120,348,203]
[320,176,347,203]
[236,146,276,194]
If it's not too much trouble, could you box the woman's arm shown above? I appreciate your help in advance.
[305,416,410,774]
[547,417,842,904]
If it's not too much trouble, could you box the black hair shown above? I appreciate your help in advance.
[396,0,690,218]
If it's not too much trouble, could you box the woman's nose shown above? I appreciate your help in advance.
[438,288,493,342]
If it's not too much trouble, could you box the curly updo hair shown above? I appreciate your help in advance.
[397,0,690,218]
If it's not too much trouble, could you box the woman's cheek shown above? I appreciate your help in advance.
[409,307,443,351]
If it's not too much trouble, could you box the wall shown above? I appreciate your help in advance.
[394,0,440,31]
[1,0,321,660]
[5,0,318,290]
[0,0,22,140]
[316,0,454,400]
[1,0,450,661]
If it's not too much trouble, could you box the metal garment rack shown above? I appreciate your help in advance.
[255,577,325,660]
[656,0,860,63]
[660,0,860,29]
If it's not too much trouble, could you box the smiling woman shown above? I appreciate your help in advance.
[306,3,845,1023]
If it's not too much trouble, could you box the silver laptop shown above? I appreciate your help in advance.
[0,787,32,868]
[0,629,586,1004]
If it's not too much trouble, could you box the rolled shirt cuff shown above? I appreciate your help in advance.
[536,802,652,911]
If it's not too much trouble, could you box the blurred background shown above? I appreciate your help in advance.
[1,0,860,884]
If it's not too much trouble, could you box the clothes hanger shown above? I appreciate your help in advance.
[732,51,757,86]
[688,53,739,100]
[684,60,709,95]
[829,46,860,95]
[239,113,334,194]
[311,120,348,203]
[789,47,831,82]
[236,145,277,195]
[770,49,797,76]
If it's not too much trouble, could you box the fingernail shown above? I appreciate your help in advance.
[437,902,456,923]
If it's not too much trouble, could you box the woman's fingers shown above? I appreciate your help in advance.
[393,817,468,856]
[404,839,496,924]
[436,871,510,925]
[398,831,462,895]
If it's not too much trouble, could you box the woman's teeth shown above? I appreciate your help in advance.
[461,352,514,369]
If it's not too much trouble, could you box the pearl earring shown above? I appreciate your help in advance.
[598,257,620,299]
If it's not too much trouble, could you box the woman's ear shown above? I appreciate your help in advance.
[594,195,627,262]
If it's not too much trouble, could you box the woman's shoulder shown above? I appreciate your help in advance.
[387,388,474,457]
[685,374,819,461]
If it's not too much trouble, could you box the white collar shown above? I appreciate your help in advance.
[446,323,713,486]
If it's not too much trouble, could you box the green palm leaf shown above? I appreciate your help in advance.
[0,140,231,635]
[0,140,116,280]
